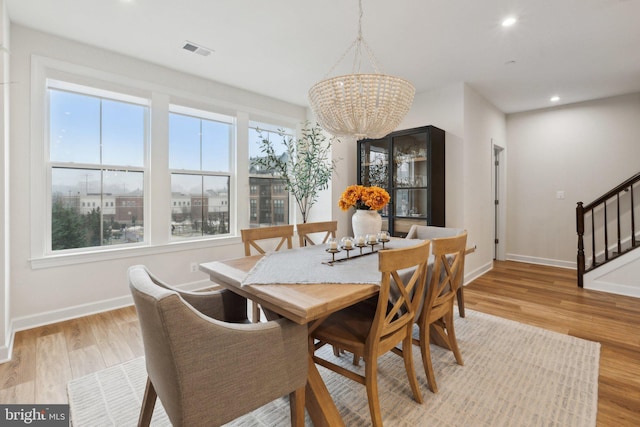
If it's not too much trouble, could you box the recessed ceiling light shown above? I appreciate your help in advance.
[502,16,517,27]
[550,95,560,102]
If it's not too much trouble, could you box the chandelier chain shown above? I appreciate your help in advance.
[323,0,382,79]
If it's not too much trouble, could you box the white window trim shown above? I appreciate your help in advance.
[29,55,302,269]
[41,74,151,257]
[168,105,235,242]
[46,83,151,255]
[248,119,298,226]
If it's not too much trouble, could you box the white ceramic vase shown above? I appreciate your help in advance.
[351,209,382,238]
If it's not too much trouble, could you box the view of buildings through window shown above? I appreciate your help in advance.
[248,123,292,227]
[169,109,232,240]
[49,81,294,253]
[49,85,148,250]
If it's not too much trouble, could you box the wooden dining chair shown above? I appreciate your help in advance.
[296,220,337,247]
[405,225,469,317]
[410,232,467,394]
[311,240,431,427]
[241,225,294,322]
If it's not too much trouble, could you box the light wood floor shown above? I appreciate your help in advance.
[1,261,639,425]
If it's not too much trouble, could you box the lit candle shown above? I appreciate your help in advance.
[344,239,353,249]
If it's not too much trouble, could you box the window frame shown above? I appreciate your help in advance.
[168,105,235,241]
[248,121,295,228]
[29,56,303,269]
[46,81,150,254]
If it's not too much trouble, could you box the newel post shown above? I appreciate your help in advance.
[576,202,585,288]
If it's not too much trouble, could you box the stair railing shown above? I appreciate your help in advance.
[576,171,640,287]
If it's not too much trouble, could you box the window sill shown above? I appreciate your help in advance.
[29,235,242,270]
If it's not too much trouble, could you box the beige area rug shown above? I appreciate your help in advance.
[67,310,600,426]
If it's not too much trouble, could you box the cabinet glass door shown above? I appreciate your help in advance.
[359,140,390,229]
[392,133,429,236]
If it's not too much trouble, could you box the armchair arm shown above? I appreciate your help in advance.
[140,265,248,322]
[154,295,308,426]
[172,288,248,323]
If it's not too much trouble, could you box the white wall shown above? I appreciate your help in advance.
[331,84,467,240]
[331,83,469,247]
[462,85,506,278]
[330,134,358,238]
[400,83,465,229]
[8,25,306,341]
[398,83,505,281]
[0,0,11,361]
[506,93,640,266]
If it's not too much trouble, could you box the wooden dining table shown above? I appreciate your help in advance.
[199,241,419,426]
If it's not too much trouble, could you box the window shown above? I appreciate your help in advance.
[48,83,148,251]
[169,107,233,239]
[248,122,292,227]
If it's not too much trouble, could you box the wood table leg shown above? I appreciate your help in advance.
[305,354,345,427]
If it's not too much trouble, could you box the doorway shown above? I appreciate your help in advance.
[492,142,506,260]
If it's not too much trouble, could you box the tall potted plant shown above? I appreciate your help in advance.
[253,122,339,223]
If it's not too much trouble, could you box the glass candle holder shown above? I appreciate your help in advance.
[356,234,366,246]
[341,236,354,250]
[366,233,378,245]
[327,237,338,250]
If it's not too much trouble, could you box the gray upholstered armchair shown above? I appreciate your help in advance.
[128,265,308,427]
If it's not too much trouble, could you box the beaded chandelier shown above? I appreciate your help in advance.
[308,0,415,140]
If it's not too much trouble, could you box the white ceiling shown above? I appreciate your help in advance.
[6,0,640,113]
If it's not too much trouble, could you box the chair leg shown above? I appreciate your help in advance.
[402,333,423,404]
[352,353,360,366]
[419,325,438,394]
[446,310,464,366]
[365,357,383,427]
[138,377,157,427]
[252,301,261,323]
[456,286,465,318]
[289,386,305,427]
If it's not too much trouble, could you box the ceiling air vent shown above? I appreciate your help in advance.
[182,41,213,57]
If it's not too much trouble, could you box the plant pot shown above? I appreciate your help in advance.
[351,209,382,239]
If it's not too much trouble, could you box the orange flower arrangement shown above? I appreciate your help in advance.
[338,185,390,211]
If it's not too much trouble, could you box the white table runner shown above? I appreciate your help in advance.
[242,238,423,286]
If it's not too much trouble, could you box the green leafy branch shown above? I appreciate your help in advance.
[253,122,339,223]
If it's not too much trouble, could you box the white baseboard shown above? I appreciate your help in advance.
[4,278,212,363]
[584,280,640,298]
[0,329,15,364]
[11,295,135,334]
[506,253,576,270]
[463,260,493,286]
